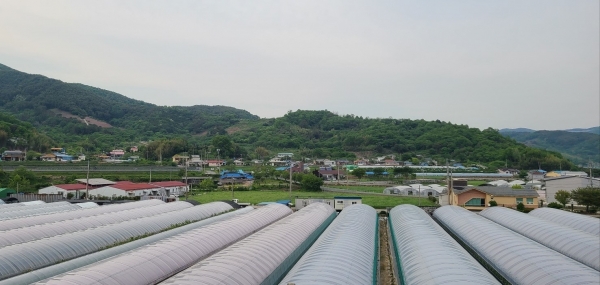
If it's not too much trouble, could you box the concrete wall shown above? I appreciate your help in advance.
[545,177,600,205]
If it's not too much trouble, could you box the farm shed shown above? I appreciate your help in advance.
[280,204,378,285]
[5,207,255,285]
[0,201,187,248]
[389,204,499,285]
[0,202,233,280]
[434,206,600,284]
[36,205,293,285]
[0,200,163,231]
[162,202,336,285]
[528,207,600,236]
[480,207,599,271]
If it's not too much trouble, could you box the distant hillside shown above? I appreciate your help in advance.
[0,112,54,153]
[499,128,535,133]
[564,126,600,135]
[502,130,600,165]
[0,63,258,149]
[500,126,600,135]
[223,110,575,170]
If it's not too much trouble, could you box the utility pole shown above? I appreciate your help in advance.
[85,160,90,200]
[289,161,293,203]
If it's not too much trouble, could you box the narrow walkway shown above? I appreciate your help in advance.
[379,218,396,285]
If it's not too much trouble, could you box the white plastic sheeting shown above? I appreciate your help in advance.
[20,201,46,206]
[0,202,81,220]
[529,207,600,236]
[0,201,191,248]
[434,206,600,284]
[0,200,164,231]
[73,202,98,209]
[37,204,292,285]
[0,201,69,214]
[279,204,378,285]
[389,205,499,285]
[480,207,600,271]
[0,202,233,280]
[3,207,255,285]
[163,202,335,285]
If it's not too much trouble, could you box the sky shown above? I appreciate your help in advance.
[0,1,598,130]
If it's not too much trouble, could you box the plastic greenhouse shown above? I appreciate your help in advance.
[35,204,292,285]
[0,200,163,231]
[0,201,233,280]
[3,207,255,285]
[529,207,600,236]
[480,207,600,271]
[0,201,191,248]
[434,206,600,284]
[0,201,71,214]
[389,205,499,285]
[280,204,378,285]
[162,202,336,285]
[0,202,82,220]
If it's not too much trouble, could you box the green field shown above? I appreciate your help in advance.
[326,185,386,193]
[186,190,435,208]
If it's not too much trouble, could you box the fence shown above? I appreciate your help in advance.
[8,193,66,203]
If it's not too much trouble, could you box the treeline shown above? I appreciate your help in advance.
[0,112,54,153]
[228,110,576,171]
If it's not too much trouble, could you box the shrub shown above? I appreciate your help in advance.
[66,193,74,200]
[489,200,498,207]
[547,202,563,209]
[516,202,525,212]
[428,196,437,203]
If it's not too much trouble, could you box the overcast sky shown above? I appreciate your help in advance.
[1,1,598,130]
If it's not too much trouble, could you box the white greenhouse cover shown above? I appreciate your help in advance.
[0,199,164,231]
[0,201,71,214]
[529,207,600,236]
[0,201,192,248]
[434,206,600,284]
[0,202,233,280]
[280,204,378,285]
[73,202,98,209]
[19,201,46,206]
[4,207,255,285]
[390,205,499,285]
[36,204,291,285]
[0,202,81,220]
[163,202,335,285]
[480,207,600,271]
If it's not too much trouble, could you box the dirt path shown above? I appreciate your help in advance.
[379,217,397,285]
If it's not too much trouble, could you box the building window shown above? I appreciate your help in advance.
[465,198,485,206]
[408,191,413,195]
[526,198,533,205]
[337,201,344,204]
[516,198,523,204]
[351,201,357,205]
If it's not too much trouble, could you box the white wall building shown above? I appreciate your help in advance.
[545,176,600,204]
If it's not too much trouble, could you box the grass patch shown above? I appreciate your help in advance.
[327,185,385,193]
[186,190,435,208]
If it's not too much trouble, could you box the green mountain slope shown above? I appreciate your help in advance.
[0,112,54,153]
[225,110,575,170]
[0,63,258,147]
[502,131,600,166]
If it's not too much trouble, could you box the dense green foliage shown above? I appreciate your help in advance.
[0,63,258,151]
[0,112,54,152]
[0,63,584,171]
[570,187,600,212]
[547,202,563,209]
[228,110,575,170]
[554,190,571,207]
[502,130,600,166]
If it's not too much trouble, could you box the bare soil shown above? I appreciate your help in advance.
[379,218,396,285]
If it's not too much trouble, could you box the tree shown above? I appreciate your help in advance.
[254,146,269,160]
[516,202,525,212]
[554,190,571,207]
[352,168,366,180]
[301,174,323,191]
[373,168,384,177]
[199,179,216,191]
[570,187,600,212]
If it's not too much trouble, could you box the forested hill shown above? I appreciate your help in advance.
[0,63,258,141]
[501,130,600,166]
[225,110,575,171]
[0,112,54,153]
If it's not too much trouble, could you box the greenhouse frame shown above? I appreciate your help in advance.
[0,201,190,248]
[528,207,600,236]
[0,200,163,231]
[389,205,499,285]
[434,206,600,284]
[480,207,599,271]
[35,204,292,285]
[279,204,378,285]
[0,201,233,280]
[2,207,255,285]
[162,202,336,285]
